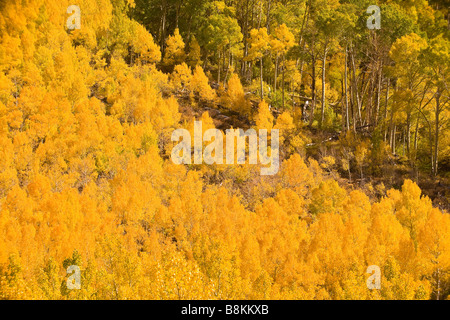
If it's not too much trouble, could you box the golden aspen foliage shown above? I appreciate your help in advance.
[418,209,450,299]
[187,36,202,68]
[274,111,295,145]
[171,62,192,92]
[274,188,306,218]
[222,73,251,116]
[190,65,216,102]
[280,153,315,198]
[254,100,273,130]
[270,24,295,56]
[131,22,161,65]
[274,111,295,132]
[388,180,433,247]
[164,28,186,67]
[0,135,17,198]
[381,257,431,300]
[247,28,270,61]
[310,180,348,215]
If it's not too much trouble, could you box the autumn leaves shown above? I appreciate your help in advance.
[171,121,280,175]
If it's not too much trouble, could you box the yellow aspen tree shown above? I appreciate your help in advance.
[418,209,450,300]
[254,100,273,130]
[171,62,192,92]
[274,111,295,144]
[270,24,295,108]
[190,65,216,102]
[388,180,432,248]
[187,36,202,68]
[247,28,270,99]
[132,22,161,65]
[164,28,186,67]
[223,73,251,116]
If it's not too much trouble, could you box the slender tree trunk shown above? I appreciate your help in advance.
[350,67,356,133]
[175,2,180,28]
[416,95,435,174]
[298,1,310,86]
[274,55,278,93]
[392,125,396,154]
[406,111,411,158]
[217,51,221,84]
[433,91,441,176]
[222,48,228,83]
[414,117,419,156]
[389,102,395,152]
[435,267,441,300]
[367,69,374,127]
[282,55,285,109]
[350,48,362,127]
[384,78,390,142]
[344,45,350,131]
[309,55,316,126]
[320,46,327,127]
[375,61,382,127]
[260,57,264,99]
[160,0,167,58]
[241,0,250,78]
[258,0,262,28]
[403,128,406,156]
[224,50,231,84]
[186,15,192,42]
[348,159,352,183]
